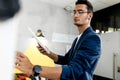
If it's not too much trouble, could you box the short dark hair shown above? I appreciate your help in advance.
[0,0,20,20]
[75,0,93,13]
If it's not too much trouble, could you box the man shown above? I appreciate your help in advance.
[16,0,101,80]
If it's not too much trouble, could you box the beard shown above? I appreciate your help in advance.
[74,23,83,27]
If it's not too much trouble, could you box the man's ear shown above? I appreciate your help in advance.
[88,13,93,20]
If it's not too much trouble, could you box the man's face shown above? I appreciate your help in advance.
[73,4,92,27]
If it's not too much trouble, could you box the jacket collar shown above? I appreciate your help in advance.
[74,26,93,49]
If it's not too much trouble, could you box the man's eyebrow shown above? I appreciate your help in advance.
[73,9,84,11]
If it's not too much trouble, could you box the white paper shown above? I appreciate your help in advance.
[27,27,50,54]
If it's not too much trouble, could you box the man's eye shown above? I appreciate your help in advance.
[78,11,84,14]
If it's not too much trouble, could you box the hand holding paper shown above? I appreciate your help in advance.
[27,27,50,54]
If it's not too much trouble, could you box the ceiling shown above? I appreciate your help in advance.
[39,0,120,12]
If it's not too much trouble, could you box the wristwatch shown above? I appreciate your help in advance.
[33,65,42,76]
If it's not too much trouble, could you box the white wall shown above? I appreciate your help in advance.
[16,0,78,55]
[94,32,120,80]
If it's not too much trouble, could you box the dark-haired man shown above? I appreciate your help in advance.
[16,0,101,80]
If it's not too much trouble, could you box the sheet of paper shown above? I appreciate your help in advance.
[27,27,50,54]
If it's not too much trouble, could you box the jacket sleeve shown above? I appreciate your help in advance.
[55,49,72,65]
[60,34,101,80]
[55,37,78,65]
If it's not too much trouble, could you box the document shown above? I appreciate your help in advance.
[27,27,50,54]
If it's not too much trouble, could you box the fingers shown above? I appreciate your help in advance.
[15,59,22,66]
[15,64,23,73]
[37,42,41,47]
[16,51,26,58]
[15,51,26,66]
[16,55,23,66]
[15,51,34,75]
[16,56,23,62]
[37,45,47,53]
[15,58,23,70]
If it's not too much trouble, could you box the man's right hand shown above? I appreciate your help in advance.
[36,43,58,62]
[36,44,50,56]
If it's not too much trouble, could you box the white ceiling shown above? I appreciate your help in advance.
[39,0,120,12]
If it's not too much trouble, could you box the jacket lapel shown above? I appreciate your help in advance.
[73,27,93,52]
[69,27,93,61]
[68,37,78,61]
